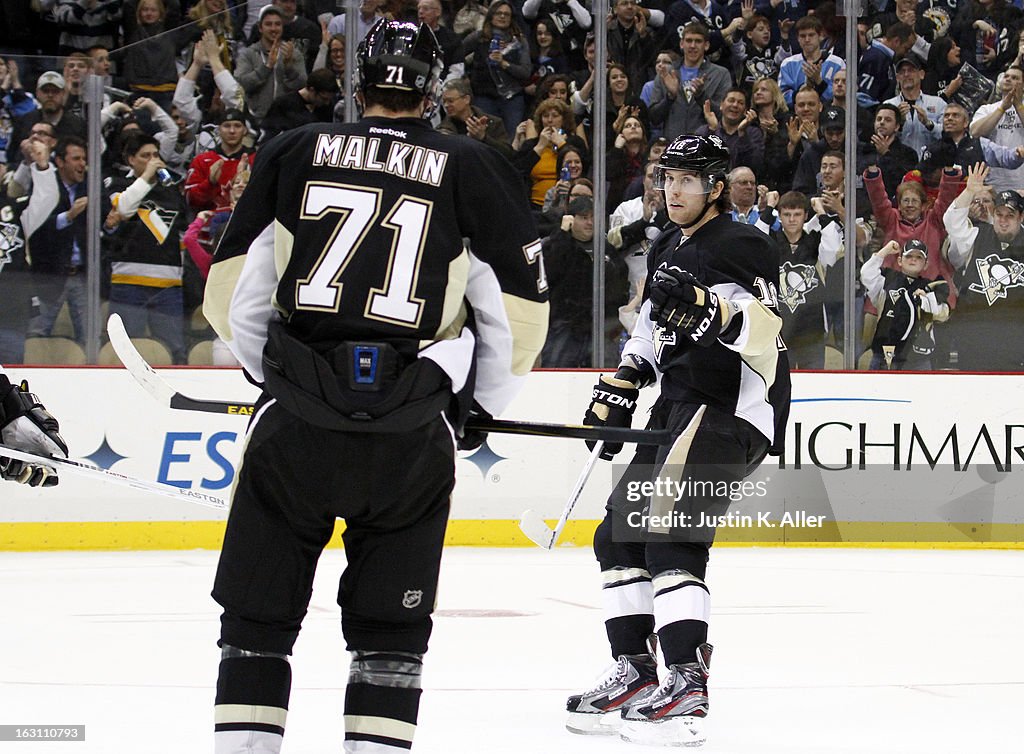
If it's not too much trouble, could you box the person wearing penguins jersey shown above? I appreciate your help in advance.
[566,133,790,748]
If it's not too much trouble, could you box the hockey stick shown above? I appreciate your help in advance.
[518,441,604,550]
[0,444,228,511]
[107,314,673,445]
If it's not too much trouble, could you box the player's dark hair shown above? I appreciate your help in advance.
[362,86,425,113]
[712,179,731,213]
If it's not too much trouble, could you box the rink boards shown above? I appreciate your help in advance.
[2,368,1024,549]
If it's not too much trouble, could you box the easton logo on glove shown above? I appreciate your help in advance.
[592,388,637,410]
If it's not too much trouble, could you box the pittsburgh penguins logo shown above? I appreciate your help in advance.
[778,262,819,313]
[746,56,779,83]
[136,202,180,245]
[968,254,1024,305]
[0,221,25,275]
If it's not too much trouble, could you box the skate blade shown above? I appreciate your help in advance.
[566,710,623,736]
[619,715,706,747]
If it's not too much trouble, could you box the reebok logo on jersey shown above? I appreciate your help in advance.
[368,126,408,139]
[968,254,1024,305]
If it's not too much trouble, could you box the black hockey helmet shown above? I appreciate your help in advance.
[653,133,731,193]
[356,19,443,98]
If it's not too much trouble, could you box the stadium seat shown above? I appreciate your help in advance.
[22,337,88,365]
[98,337,173,366]
[187,340,214,365]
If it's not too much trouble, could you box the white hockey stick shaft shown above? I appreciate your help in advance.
[0,444,228,511]
[518,441,604,550]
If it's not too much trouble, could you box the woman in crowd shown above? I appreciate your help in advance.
[607,114,647,211]
[180,0,237,105]
[574,62,649,148]
[752,76,790,137]
[923,35,964,101]
[119,0,179,111]
[536,73,572,106]
[460,0,532,137]
[525,18,569,100]
[540,145,589,231]
[512,97,586,209]
[950,0,1024,78]
[313,32,347,120]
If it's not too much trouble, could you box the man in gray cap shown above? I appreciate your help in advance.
[7,72,86,166]
[884,52,946,158]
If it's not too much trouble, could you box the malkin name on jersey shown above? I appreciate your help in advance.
[312,131,448,186]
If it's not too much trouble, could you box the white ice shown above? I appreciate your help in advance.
[1,546,1021,753]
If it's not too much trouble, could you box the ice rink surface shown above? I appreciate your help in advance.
[1,546,1021,753]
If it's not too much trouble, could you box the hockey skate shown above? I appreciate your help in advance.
[619,643,712,747]
[565,653,658,735]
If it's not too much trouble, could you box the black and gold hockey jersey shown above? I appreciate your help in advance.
[950,224,1024,371]
[204,116,549,417]
[0,194,31,333]
[623,214,791,454]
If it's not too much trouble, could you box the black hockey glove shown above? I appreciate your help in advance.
[0,376,68,487]
[648,265,739,347]
[457,402,491,452]
[583,375,639,460]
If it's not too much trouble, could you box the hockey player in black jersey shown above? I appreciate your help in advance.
[567,134,790,747]
[203,19,548,754]
[0,368,67,487]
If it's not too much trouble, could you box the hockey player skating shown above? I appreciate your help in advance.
[567,134,790,747]
[202,19,548,754]
[0,368,67,487]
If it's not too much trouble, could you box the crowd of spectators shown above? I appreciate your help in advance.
[1,0,1024,370]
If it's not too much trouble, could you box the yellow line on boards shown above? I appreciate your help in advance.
[0,520,1021,551]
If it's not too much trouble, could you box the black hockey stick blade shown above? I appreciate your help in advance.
[467,418,672,445]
